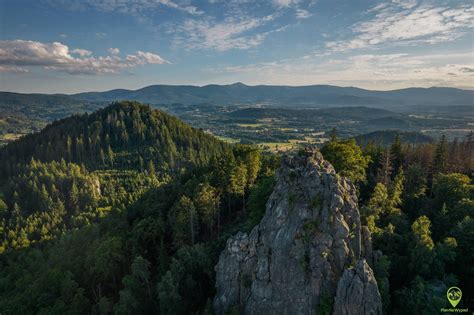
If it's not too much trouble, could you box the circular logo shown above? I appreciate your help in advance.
[447,286,462,308]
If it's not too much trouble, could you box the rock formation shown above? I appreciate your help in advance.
[214,150,382,314]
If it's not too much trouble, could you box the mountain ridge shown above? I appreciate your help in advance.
[71,83,473,107]
[2,83,469,108]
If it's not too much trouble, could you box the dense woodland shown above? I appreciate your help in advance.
[322,133,473,313]
[0,102,472,314]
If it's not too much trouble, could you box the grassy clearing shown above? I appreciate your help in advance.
[0,133,23,141]
[236,123,265,128]
[215,135,240,144]
[258,118,279,123]
[257,142,296,152]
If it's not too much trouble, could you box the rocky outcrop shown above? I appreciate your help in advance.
[333,260,382,315]
[214,150,382,315]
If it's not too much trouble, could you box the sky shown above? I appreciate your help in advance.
[0,0,473,93]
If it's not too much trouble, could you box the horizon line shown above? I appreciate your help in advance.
[2,82,473,95]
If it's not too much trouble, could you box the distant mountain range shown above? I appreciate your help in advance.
[72,83,474,108]
[1,84,473,113]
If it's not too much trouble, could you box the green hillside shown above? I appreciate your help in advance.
[1,101,228,178]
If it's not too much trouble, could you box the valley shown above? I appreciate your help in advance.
[1,84,473,147]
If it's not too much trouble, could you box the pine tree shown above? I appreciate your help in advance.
[389,168,404,208]
[107,145,114,167]
[69,182,80,215]
[139,156,144,172]
[229,162,248,212]
[147,160,155,175]
[377,150,393,186]
[99,148,105,166]
[329,127,338,141]
[411,215,434,250]
[390,133,404,177]
[195,183,219,237]
[432,135,448,175]
[169,196,196,246]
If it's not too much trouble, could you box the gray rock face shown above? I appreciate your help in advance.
[333,260,382,315]
[214,150,382,315]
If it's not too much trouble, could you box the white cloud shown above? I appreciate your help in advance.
[127,51,168,65]
[173,14,279,51]
[108,47,120,55]
[95,32,107,39]
[71,48,92,56]
[392,0,417,10]
[49,0,203,15]
[272,0,299,8]
[296,8,311,19]
[0,65,29,73]
[0,40,168,75]
[327,3,474,51]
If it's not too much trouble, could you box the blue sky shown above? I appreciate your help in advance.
[0,0,473,93]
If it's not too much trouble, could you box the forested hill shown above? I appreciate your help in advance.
[0,101,228,178]
[0,99,276,314]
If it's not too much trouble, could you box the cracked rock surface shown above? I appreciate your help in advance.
[214,150,382,315]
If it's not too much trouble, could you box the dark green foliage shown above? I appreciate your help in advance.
[432,135,449,174]
[1,159,98,251]
[0,145,274,314]
[246,175,275,229]
[354,130,434,147]
[0,159,160,253]
[157,245,213,314]
[358,133,474,311]
[0,101,278,314]
[373,254,391,312]
[451,217,474,307]
[318,293,334,315]
[394,276,451,314]
[320,138,370,184]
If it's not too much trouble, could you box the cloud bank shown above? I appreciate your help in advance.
[0,40,168,75]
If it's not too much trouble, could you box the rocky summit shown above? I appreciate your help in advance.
[214,150,382,315]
